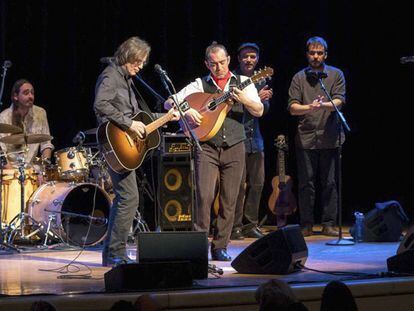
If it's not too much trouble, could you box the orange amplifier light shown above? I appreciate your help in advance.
[162,133,191,155]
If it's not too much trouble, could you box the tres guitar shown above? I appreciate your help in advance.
[97,111,175,173]
[180,67,274,141]
[268,134,297,227]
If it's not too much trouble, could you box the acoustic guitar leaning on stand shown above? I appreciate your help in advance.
[268,134,297,228]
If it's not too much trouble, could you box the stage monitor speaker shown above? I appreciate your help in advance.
[387,250,414,274]
[397,225,414,254]
[104,261,193,291]
[231,224,308,275]
[158,154,193,230]
[137,231,208,279]
[363,201,409,242]
[387,225,414,274]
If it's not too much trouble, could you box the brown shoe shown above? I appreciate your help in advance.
[301,224,313,237]
[321,225,339,236]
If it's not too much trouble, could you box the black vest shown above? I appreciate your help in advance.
[201,75,246,148]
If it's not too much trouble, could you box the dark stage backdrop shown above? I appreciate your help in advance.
[1,0,412,224]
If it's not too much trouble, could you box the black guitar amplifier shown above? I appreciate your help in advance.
[161,133,191,155]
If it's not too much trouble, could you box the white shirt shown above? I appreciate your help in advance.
[172,73,261,105]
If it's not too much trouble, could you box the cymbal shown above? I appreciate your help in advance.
[0,133,53,145]
[83,128,97,135]
[0,123,23,134]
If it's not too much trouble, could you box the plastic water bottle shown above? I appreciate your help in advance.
[354,212,364,243]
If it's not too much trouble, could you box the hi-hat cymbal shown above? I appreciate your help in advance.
[0,123,23,134]
[0,133,53,145]
[83,128,97,135]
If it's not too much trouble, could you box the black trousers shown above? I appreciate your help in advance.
[103,168,139,260]
[296,148,338,227]
[233,151,265,229]
[194,142,245,250]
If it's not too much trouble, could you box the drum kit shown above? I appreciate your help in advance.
[0,123,114,250]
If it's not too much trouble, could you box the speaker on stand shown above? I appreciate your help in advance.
[158,133,193,231]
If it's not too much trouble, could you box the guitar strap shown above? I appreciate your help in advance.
[130,79,155,117]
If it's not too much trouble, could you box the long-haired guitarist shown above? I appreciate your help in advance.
[164,42,263,261]
[94,36,179,267]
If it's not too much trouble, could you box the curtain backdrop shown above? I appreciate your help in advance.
[1,0,412,223]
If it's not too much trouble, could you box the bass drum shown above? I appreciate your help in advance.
[28,182,111,246]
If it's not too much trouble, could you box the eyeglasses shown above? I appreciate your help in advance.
[308,51,325,56]
[132,58,147,67]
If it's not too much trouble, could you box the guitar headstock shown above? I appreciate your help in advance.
[275,134,288,151]
[251,67,274,84]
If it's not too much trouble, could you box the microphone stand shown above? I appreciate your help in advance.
[316,77,353,246]
[158,70,201,231]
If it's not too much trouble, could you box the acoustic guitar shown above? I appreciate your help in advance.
[268,134,297,227]
[180,67,274,141]
[97,110,175,173]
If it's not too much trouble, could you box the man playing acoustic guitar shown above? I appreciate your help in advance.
[165,42,263,261]
[94,36,179,267]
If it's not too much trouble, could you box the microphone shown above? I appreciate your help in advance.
[154,64,167,75]
[3,60,12,68]
[306,69,328,80]
[100,57,115,64]
[154,64,172,84]
[72,131,85,144]
[400,56,414,64]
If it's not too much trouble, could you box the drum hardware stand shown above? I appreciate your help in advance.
[0,152,20,252]
[128,169,152,242]
[42,214,57,246]
[131,209,150,235]
[44,209,108,246]
[6,155,43,245]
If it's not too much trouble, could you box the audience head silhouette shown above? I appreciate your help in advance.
[255,279,308,311]
[320,280,358,311]
[29,300,57,311]
[109,299,136,311]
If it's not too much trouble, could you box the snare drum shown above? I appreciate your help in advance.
[28,182,111,246]
[55,147,88,180]
[1,168,38,225]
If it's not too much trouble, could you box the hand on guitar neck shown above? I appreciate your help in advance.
[268,135,297,228]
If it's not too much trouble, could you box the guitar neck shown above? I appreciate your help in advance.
[145,112,174,134]
[215,78,253,104]
[278,150,286,183]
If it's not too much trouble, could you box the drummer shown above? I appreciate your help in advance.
[0,79,53,169]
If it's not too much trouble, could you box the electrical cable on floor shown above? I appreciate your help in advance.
[38,185,102,280]
[297,263,414,281]
[208,263,224,278]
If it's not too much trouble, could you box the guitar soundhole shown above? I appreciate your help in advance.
[207,101,217,111]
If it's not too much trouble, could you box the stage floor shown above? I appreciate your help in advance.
[1,227,414,311]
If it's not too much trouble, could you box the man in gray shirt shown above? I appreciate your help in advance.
[94,36,178,267]
[288,36,346,237]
